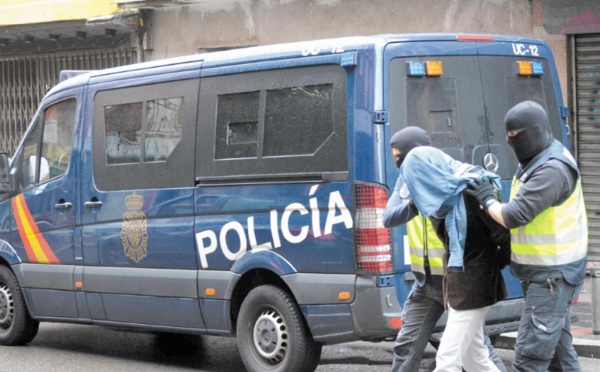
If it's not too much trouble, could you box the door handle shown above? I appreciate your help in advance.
[84,200,103,208]
[54,202,72,210]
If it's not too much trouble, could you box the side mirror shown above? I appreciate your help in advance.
[0,153,9,193]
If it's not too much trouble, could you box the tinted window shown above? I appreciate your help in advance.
[145,98,183,162]
[105,102,143,164]
[93,79,198,191]
[105,98,183,165]
[390,56,560,180]
[215,92,259,159]
[197,65,348,184]
[263,84,334,157]
[406,79,460,151]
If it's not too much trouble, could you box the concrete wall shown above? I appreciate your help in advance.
[143,0,574,107]
[533,0,568,108]
[146,0,534,58]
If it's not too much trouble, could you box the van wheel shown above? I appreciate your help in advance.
[0,266,39,345]
[236,285,322,372]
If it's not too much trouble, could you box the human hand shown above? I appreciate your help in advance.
[408,200,419,215]
[466,177,498,208]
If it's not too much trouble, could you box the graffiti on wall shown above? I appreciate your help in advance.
[560,10,600,34]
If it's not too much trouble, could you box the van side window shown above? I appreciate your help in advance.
[93,79,197,190]
[41,99,76,181]
[11,98,76,191]
[13,118,42,191]
[105,102,143,164]
[263,84,334,157]
[197,65,348,184]
[105,98,183,164]
[145,98,183,162]
[215,92,259,159]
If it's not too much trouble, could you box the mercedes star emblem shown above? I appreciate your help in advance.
[483,152,499,173]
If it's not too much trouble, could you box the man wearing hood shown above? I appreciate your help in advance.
[467,100,588,371]
[384,127,507,372]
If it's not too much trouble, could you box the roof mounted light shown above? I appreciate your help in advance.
[457,35,494,42]
[407,61,426,77]
[407,61,443,77]
[425,61,443,76]
[517,61,544,76]
[531,61,544,76]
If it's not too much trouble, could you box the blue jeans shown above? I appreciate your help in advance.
[391,282,506,372]
[513,271,582,372]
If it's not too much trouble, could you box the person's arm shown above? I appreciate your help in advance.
[382,176,418,227]
[477,161,576,229]
[486,202,506,228]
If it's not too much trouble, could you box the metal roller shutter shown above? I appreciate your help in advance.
[575,34,600,262]
[0,48,137,155]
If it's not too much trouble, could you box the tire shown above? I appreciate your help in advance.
[0,265,39,345]
[236,285,322,372]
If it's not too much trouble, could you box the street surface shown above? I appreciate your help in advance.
[0,323,598,371]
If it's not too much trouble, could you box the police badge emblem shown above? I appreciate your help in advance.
[121,192,148,263]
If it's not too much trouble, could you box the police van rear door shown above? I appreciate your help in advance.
[384,35,566,302]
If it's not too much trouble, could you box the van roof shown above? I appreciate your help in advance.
[46,33,547,96]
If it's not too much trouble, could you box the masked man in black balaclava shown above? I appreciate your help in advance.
[389,126,431,168]
[384,127,507,372]
[467,101,588,371]
[505,100,553,164]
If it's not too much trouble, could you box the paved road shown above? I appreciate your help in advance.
[0,323,598,371]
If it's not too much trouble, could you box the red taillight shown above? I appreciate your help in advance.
[354,183,392,274]
[390,317,403,329]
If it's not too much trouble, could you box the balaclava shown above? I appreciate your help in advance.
[504,100,553,163]
[390,126,431,168]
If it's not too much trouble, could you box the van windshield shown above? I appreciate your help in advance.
[389,55,561,180]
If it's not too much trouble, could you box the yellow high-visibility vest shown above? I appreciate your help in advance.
[406,216,445,276]
[510,178,587,267]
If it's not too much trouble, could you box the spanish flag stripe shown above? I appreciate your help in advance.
[14,195,50,263]
[12,197,37,262]
[13,194,60,264]
[18,194,60,264]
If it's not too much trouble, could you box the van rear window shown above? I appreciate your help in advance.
[390,55,560,180]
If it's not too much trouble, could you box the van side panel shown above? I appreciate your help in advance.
[79,70,205,330]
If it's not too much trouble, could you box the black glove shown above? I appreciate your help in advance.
[408,200,419,215]
[466,177,497,208]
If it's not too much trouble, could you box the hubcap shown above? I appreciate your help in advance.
[0,283,14,330]
[253,309,288,363]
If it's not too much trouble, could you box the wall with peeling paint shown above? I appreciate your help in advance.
[542,0,600,35]
[147,0,533,59]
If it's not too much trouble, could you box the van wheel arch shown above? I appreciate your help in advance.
[230,268,292,328]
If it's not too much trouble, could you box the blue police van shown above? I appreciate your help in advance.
[0,34,568,372]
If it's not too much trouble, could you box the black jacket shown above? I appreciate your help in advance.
[431,193,509,310]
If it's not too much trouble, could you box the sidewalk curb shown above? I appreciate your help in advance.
[495,332,600,359]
